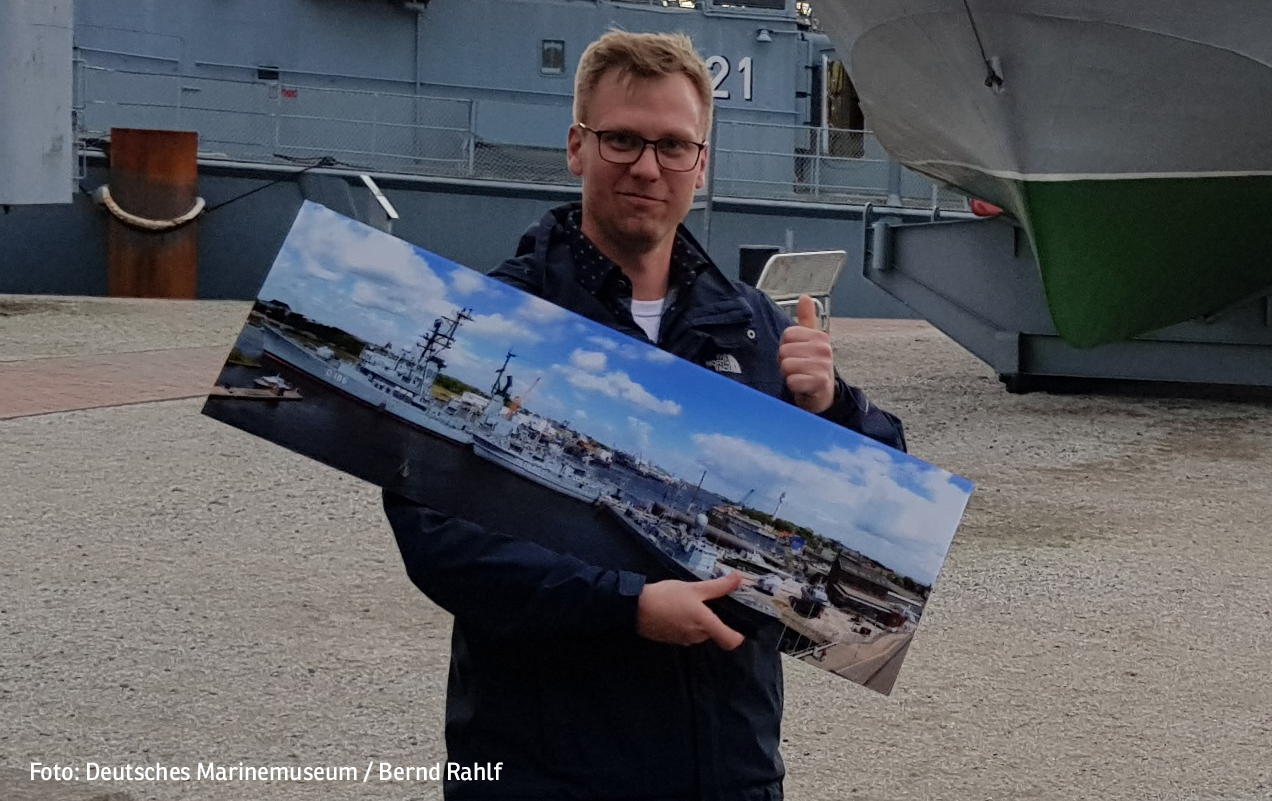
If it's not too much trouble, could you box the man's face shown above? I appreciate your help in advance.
[567,71,708,259]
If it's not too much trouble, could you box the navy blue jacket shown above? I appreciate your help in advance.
[383,204,906,800]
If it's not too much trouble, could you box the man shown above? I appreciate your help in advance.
[384,31,905,801]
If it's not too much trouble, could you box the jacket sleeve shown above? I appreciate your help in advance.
[814,376,908,453]
[383,490,647,639]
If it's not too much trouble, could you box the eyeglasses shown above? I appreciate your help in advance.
[577,122,706,172]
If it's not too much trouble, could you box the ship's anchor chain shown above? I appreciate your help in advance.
[91,184,206,232]
[960,0,1004,91]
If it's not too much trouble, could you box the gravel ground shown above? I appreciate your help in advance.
[0,296,250,362]
[2,300,1270,801]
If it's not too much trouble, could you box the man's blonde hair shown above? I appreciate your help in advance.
[573,30,714,139]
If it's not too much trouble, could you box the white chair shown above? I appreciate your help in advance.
[753,250,847,332]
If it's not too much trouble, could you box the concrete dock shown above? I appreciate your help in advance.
[1,296,1269,800]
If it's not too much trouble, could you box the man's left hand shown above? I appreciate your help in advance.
[779,295,835,415]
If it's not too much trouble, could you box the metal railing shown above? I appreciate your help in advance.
[712,119,968,209]
[75,62,967,211]
[78,64,475,176]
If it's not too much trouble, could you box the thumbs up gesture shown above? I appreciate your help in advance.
[778,294,836,414]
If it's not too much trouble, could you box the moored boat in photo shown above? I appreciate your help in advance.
[258,322,476,444]
[471,430,616,504]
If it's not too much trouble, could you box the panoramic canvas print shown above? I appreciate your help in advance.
[203,201,974,694]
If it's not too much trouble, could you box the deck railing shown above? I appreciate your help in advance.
[75,62,967,211]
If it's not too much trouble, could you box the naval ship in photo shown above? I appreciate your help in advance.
[601,499,727,580]
[471,427,618,504]
[257,307,481,444]
[458,346,620,504]
[254,296,621,505]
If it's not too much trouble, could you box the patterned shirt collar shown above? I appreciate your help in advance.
[561,207,706,303]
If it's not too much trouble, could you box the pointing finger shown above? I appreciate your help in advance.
[695,572,744,599]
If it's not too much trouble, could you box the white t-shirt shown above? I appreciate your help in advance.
[630,297,666,342]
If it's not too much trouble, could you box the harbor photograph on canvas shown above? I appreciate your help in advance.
[203,201,973,694]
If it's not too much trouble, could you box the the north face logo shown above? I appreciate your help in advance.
[704,354,742,374]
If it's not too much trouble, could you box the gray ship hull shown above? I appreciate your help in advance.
[470,433,611,505]
[260,324,474,444]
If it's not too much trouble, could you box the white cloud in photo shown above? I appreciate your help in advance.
[588,339,671,364]
[257,259,310,308]
[262,206,461,347]
[332,226,446,299]
[569,349,608,372]
[810,444,902,497]
[555,365,682,416]
[616,343,647,361]
[349,309,406,350]
[690,434,796,499]
[586,335,620,351]
[464,311,543,344]
[261,230,336,297]
[350,281,409,316]
[448,267,488,296]
[516,295,570,325]
[300,258,342,282]
[433,339,493,383]
[811,445,969,547]
[352,289,456,348]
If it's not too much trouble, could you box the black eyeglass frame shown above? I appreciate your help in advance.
[576,122,707,173]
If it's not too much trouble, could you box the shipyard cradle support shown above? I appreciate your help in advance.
[862,212,1272,392]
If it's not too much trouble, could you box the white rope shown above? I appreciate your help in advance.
[92,185,206,232]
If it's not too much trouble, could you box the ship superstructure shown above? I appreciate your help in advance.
[259,308,479,443]
[357,308,472,406]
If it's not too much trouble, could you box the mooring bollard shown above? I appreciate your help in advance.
[106,128,200,299]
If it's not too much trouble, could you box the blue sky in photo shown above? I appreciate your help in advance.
[256,201,973,584]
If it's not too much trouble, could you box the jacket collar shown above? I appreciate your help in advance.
[522,202,756,332]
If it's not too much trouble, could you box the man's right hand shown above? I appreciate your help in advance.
[636,573,746,650]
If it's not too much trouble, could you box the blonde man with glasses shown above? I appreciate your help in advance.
[385,30,905,801]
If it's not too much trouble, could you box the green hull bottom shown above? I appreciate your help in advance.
[1015,175,1272,348]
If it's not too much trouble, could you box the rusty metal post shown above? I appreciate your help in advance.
[107,128,199,298]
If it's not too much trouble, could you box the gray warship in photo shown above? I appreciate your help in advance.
[470,431,616,504]
[256,308,481,444]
